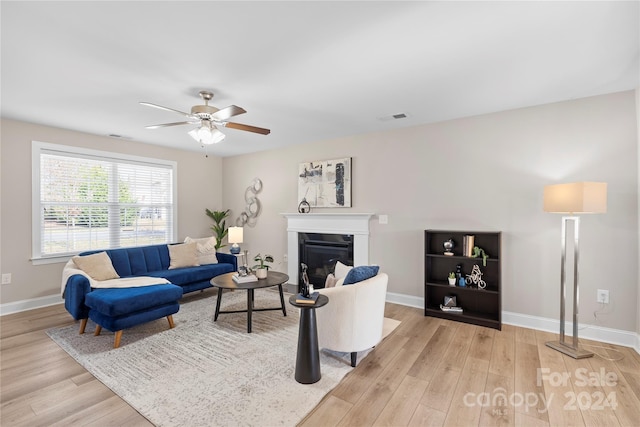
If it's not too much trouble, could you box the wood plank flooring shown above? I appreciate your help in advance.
[1,291,639,426]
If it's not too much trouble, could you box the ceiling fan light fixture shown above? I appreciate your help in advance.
[188,122,226,145]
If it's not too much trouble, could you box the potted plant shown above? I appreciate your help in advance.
[252,253,274,279]
[448,272,456,286]
[205,209,230,250]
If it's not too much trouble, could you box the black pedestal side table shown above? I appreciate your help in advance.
[289,294,329,384]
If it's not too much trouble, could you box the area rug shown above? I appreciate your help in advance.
[47,289,400,426]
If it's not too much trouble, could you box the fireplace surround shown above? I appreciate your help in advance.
[282,213,374,288]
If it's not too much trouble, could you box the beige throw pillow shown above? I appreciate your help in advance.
[334,261,353,280]
[324,273,337,288]
[72,251,120,281]
[184,236,218,265]
[168,242,199,269]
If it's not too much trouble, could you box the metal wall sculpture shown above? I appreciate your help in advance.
[236,178,263,227]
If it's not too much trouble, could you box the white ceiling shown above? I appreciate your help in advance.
[2,1,639,157]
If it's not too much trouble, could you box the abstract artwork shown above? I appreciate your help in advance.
[298,158,352,208]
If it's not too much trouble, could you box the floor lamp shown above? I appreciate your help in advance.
[543,182,607,359]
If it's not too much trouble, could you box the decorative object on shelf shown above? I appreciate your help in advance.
[443,295,457,307]
[447,272,456,286]
[205,209,230,250]
[228,226,243,254]
[543,181,607,359]
[471,246,489,266]
[298,197,311,213]
[455,263,463,286]
[463,235,475,257]
[236,178,263,227]
[458,277,466,287]
[443,238,454,256]
[252,253,274,279]
[298,157,352,208]
[466,264,486,289]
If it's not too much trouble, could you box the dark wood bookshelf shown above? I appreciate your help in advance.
[424,230,502,330]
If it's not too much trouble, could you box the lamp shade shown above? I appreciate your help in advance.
[228,226,243,244]
[543,182,607,214]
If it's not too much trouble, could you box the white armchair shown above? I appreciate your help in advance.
[316,272,388,367]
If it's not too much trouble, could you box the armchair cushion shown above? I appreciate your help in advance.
[343,265,380,285]
[334,261,352,280]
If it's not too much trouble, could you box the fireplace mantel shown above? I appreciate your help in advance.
[282,213,374,286]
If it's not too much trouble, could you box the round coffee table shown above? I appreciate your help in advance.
[210,271,288,333]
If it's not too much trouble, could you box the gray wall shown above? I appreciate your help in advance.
[222,91,638,332]
[0,119,224,304]
[1,91,637,334]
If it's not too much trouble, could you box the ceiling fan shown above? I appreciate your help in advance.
[140,90,270,145]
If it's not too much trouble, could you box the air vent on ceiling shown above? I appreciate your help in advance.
[377,112,410,122]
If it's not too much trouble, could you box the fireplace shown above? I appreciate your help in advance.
[298,233,353,288]
[282,213,373,290]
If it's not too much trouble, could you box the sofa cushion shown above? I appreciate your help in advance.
[145,263,235,286]
[85,284,183,317]
[184,236,218,265]
[343,265,380,285]
[168,243,199,269]
[73,252,120,281]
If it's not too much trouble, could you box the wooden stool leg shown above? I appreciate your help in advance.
[94,325,102,336]
[114,330,123,348]
[167,315,175,329]
[79,318,88,334]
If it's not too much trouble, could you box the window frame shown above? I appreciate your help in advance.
[31,141,178,264]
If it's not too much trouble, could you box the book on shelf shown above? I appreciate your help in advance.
[440,304,463,313]
[232,273,257,284]
[295,291,319,304]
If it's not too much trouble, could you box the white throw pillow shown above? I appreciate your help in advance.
[324,273,337,288]
[184,236,218,265]
[334,261,353,280]
[168,242,199,269]
[72,251,120,281]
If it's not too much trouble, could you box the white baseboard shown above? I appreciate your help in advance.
[502,311,638,350]
[0,294,63,316]
[3,292,639,355]
[384,292,639,355]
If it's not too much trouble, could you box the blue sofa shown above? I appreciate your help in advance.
[63,243,237,346]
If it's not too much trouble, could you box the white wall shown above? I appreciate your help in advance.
[0,119,224,305]
[222,91,638,333]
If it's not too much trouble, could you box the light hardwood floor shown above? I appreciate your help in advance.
[2,292,639,426]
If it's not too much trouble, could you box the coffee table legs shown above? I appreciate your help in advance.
[214,288,223,321]
[295,307,321,384]
[278,285,287,317]
[247,289,253,333]
[214,287,287,333]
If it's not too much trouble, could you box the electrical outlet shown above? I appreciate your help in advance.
[596,289,609,304]
[1,273,11,285]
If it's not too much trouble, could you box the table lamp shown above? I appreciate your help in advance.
[543,182,607,359]
[228,226,243,255]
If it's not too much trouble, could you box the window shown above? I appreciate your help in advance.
[32,141,177,262]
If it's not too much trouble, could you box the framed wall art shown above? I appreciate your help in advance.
[298,157,351,208]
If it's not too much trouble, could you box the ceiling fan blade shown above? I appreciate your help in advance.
[140,102,193,118]
[211,105,247,121]
[145,121,198,129]
[224,122,271,135]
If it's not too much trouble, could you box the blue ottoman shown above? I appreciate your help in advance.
[83,284,183,348]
